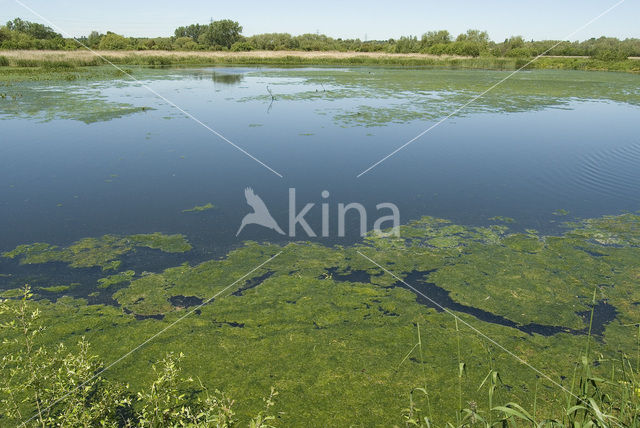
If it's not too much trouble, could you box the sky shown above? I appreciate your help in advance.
[1,0,638,42]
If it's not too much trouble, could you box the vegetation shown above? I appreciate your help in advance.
[183,202,216,213]
[0,287,278,427]
[2,213,640,425]
[1,17,640,68]
[2,233,191,270]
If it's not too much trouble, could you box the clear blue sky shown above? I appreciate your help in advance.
[1,0,638,41]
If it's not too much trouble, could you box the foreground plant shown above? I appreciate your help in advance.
[0,286,277,427]
[402,307,640,428]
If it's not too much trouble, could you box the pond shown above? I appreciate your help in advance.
[1,66,639,258]
[2,65,640,425]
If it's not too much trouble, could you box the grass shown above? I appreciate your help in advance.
[0,50,639,74]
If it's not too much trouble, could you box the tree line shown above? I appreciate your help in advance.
[1,17,639,60]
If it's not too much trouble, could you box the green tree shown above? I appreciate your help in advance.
[173,36,199,50]
[6,18,60,39]
[456,29,490,44]
[174,23,207,41]
[420,30,451,48]
[86,30,103,49]
[199,19,243,48]
[97,32,130,50]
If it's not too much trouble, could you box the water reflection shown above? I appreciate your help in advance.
[211,72,244,85]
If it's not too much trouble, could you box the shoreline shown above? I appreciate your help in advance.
[1,49,639,73]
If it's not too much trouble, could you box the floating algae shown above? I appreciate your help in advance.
[2,213,640,426]
[182,202,215,213]
[2,233,191,270]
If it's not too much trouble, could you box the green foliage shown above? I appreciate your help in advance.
[1,17,640,62]
[174,23,208,41]
[0,287,278,427]
[97,32,131,50]
[198,20,243,49]
[85,30,103,48]
[173,36,199,50]
[421,30,452,48]
[6,18,60,39]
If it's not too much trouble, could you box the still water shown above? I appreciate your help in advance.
[1,66,639,260]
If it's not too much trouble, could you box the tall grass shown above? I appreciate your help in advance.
[0,50,638,72]
[405,292,640,427]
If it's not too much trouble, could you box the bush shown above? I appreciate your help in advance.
[0,55,9,66]
[231,41,254,52]
[97,32,130,50]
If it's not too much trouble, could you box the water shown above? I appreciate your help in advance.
[1,66,639,260]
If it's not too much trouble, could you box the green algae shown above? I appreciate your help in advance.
[0,81,153,124]
[38,283,80,293]
[489,215,515,223]
[242,68,640,127]
[565,213,640,246]
[182,202,215,213]
[97,270,136,289]
[2,233,191,270]
[127,233,192,253]
[0,288,25,298]
[2,212,640,425]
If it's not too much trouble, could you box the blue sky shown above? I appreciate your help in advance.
[1,0,638,41]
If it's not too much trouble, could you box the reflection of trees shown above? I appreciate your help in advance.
[212,72,244,85]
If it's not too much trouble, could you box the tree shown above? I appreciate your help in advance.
[395,36,420,53]
[174,23,207,41]
[421,30,451,48]
[456,29,489,44]
[97,32,130,50]
[199,19,242,48]
[173,36,198,50]
[86,31,103,49]
[6,18,60,39]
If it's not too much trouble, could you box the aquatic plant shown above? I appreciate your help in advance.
[182,202,215,213]
[97,270,135,289]
[0,287,278,427]
[38,283,80,293]
[2,233,191,270]
[1,213,640,425]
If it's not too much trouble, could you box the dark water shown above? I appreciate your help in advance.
[1,66,639,259]
[326,267,618,337]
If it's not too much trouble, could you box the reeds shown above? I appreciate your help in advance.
[0,50,638,72]
[405,290,640,427]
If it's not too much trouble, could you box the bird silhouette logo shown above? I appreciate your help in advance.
[236,187,285,236]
